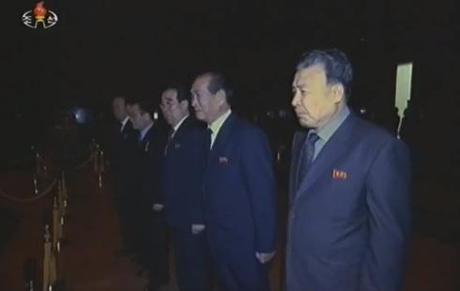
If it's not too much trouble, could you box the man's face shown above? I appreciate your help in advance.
[191,75,221,124]
[128,104,148,130]
[112,97,127,121]
[291,64,343,129]
[160,89,188,126]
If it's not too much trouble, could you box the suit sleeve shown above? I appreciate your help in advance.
[145,136,166,206]
[240,128,277,253]
[288,132,301,205]
[360,138,411,291]
[189,129,207,225]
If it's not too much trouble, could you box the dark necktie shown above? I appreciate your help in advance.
[297,132,320,191]
[164,129,175,156]
[206,128,213,153]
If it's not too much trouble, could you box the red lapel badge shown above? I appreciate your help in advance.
[219,156,229,164]
[332,169,348,180]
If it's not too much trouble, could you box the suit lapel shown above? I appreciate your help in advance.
[208,113,237,163]
[173,116,191,140]
[294,114,357,203]
[289,130,307,205]
[140,126,155,153]
[166,116,192,156]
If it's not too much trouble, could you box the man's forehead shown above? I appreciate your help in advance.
[113,97,125,104]
[193,75,211,89]
[293,65,326,87]
[130,103,141,111]
[162,89,177,99]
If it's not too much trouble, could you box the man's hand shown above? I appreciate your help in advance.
[255,251,276,264]
[191,224,206,234]
[152,204,164,212]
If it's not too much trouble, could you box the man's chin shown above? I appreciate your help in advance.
[195,112,205,121]
[297,117,312,128]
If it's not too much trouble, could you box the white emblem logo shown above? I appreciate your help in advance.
[22,2,58,29]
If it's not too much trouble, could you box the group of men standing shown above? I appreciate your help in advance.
[109,49,411,291]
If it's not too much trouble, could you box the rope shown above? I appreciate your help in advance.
[0,143,102,203]
[0,178,57,203]
[70,152,94,171]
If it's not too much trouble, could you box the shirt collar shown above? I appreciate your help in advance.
[173,115,189,132]
[139,122,153,141]
[315,105,350,142]
[208,109,232,136]
[120,116,129,130]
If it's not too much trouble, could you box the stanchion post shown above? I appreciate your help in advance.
[57,196,65,244]
[58,176,64,215]
[34,150,48,178]
[42,225,51,291]
[99,149,105,173]
[52,197,62,252]
[35,152,41,177]
[61,173,68,201]
[98,172,103,189]
[33,174,39,195]
[93,144,100,174]
[49,248,57,291]
[61,173,68,218]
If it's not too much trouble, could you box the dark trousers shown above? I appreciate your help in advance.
[140,211,170,289]
[208,242,270,291]
[113,176,136,251]
[171,227,211,291]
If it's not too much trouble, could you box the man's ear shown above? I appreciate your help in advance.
[180,99,189,110]
[215,89,227,106]
[330,84,345,103]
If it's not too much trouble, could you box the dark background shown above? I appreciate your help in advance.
[0,0,459,176]
[0,1,459,287]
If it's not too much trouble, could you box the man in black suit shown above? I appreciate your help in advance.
[160,85,210,291]
[110,96,138,254]
[191,72,277,291]
[286,49,411,291]
[128,98,170,291]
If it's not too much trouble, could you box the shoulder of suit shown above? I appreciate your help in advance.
[180,118,206,135]
[351,114,408,150]
[183,117,205,129]
[230,117,268,143]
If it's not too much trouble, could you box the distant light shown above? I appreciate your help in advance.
[359,108,367,115]
[153,112,159,120]
[71,107,92,124]
[395,62,413,138]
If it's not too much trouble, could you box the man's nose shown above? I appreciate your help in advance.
[291,93,299,107]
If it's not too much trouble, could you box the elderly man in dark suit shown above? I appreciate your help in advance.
[160,85,210,291]
[128,98,170,291]
[286,49,411,291]
[191,72,277,291]
[110,96,138,254]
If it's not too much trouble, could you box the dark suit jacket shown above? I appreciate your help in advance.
[109,120,139,193]
[135,124,166,208]
[286,112,411,291]
[203,113,277,256]
[162,116,208,228]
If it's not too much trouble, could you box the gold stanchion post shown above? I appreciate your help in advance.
[49,245,57,291]
[52,197,62,252]
[33,174,39,195]
[93,144,100,174]
[61,173,68,200]
[42,225,51,291]
[35,152,41,176]
[100,149,105,173]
